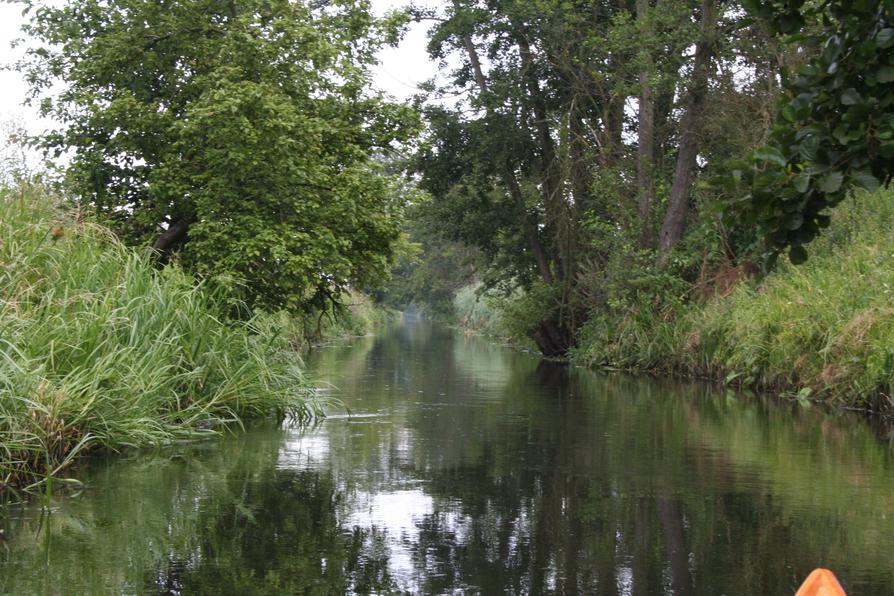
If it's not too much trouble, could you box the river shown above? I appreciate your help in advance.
[1,316,893,594]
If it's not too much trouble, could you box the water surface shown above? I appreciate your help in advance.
[2,317,894,594]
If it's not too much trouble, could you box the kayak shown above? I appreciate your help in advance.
[796,569,846,596]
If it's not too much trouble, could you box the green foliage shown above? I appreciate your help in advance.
[411,106,533,285]
[727,0,894,264]
[261,290,397,352]
[572,253,692,371]
[382,196,485,317]
[0,185,318,491]
[16,0,419,314]
[452,282,510,338]
[576,187,894,408]
[412,0,789,355]
[494,282,564,345]
[694,189,894,403]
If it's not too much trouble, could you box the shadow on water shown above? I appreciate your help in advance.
[1,316,893,594]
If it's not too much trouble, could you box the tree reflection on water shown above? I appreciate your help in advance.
[1,319,893,595]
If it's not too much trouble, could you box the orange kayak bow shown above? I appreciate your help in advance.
[795,569,847,596]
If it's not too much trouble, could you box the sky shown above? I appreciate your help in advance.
[0,2,42,133]
[0,0,444,140]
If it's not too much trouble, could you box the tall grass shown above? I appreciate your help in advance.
[453,283,508,336]
[574,188,894,409]
[689,190,894,406]
[0,186,319,492]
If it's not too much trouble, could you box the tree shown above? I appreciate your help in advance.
[412,0,781,355]
[656,0,719,256]
[727,0,894,265]
[16,0,419,313]
[417,0,640,355]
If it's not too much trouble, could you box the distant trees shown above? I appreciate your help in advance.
[16,0,419,314]
[411,0,785,354]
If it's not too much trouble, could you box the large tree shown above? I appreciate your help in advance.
[16,0,418,313]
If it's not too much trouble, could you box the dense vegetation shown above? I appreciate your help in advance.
[5,0,894,495]
[402,0,785,355]
[16,0,418,315]
[388,0,894,408]
[574,187,894,408]
[732,0,894,264]
[0,186,319,492]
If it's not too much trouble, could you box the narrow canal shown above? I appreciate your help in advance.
[2,316,894,594]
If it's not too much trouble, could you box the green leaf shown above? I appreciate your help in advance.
[753,145,787,167]
[832,124,851,145]
[781,104,798,122]
[851,169,879,192]
[789,244,808,265]
[878,66,894,83]
[818,171,844,193]
[840,88,861,106]
[877,28,894,49]
[777,13,804,34]
[792,173,810,193]
[786,213,804,230]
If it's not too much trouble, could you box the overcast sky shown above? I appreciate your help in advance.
[0,0,443,138]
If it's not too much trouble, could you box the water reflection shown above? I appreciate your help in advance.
[1,317,894,594]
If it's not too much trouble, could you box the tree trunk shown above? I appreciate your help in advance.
[459,15,570,356]
[636,0,657,248]
[517,33,562,212]
[531,320,569,357]
[657,0,716,258]
[152,218,191,262]
[505,163,555,285]
[604,92,625,165]
[462,31,555,288]
[517,31,568,283]
[569,102,592,215]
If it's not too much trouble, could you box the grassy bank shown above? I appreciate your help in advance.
[0,187,320,493]
[573,189,894,410]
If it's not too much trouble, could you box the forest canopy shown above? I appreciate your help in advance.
[12,0,894,357]
[390,0,894,355]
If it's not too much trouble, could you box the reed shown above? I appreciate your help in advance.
[0,185,320,493]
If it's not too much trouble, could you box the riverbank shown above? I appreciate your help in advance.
[0,187,325,494]
[572,189,894,412]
